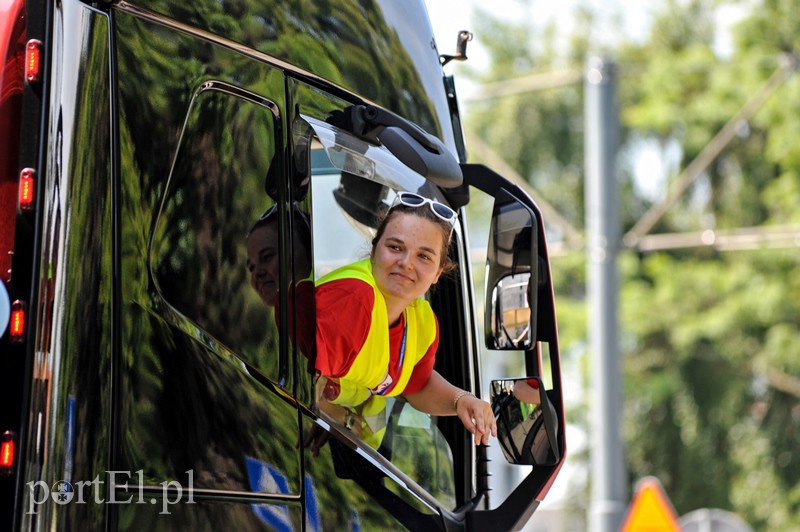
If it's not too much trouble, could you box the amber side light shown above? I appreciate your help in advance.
[0,431,15,475]
[18,168,35,211]
[9,299,25,343]
[25,39,41,83]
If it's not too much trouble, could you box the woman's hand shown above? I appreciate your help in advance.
[455,393,497,446]
[302,423,331,457]
[405,372,498,445]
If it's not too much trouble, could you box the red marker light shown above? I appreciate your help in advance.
[9,300,25,343]
[25,39,42,83]
[19,168,35,211]
[0,431,15,474]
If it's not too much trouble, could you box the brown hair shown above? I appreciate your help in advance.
[370,203,457,275]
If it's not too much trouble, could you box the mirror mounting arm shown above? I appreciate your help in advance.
[329,104,440,154]
[440,30,473,67]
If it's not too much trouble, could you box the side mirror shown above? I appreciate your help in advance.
[490,377,559,466]
[485,189,538,350]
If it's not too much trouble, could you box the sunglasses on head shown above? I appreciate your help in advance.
[392,191,457,227]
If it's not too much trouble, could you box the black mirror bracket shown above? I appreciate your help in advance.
[329,104,439,153]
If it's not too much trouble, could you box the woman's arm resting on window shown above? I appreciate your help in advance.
[404,370,497,445]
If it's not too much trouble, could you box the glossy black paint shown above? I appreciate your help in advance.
[15,3,114,529]
[128,0,451,143]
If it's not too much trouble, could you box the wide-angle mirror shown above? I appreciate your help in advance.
[485,189,538,350]
[490,377,559,466]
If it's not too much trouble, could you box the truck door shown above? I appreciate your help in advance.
[284,80,456,530]
[112,8,305,529]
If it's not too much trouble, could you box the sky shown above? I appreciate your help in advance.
[424,0,653,69]
[424,0,745,202]
[423,0,743,92]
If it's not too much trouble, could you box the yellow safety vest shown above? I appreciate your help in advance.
[316,259,437,406]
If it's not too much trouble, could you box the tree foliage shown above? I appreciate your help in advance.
[460,0,800,528]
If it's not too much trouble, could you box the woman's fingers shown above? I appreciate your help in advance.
[457,397,497,445]
[475,401,497,445]
[303,424,331,457]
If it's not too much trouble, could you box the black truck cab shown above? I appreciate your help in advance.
[0,1,566,529]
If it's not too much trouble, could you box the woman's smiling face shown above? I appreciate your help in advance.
[371,211,446,308]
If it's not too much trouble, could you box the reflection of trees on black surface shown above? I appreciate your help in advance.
[58,15,114,528]
[114,2,446,528]
[117,4,289,490]
[132,0,440,134]
[151,89,278,374]
[153,315,296,481]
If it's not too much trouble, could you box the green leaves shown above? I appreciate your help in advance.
[461,0,800,526]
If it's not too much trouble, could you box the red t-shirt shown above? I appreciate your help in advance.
[274,279,316,364]
[315,277,437,395]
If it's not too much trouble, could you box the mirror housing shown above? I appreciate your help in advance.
[461,163,565,531]
[485,189,538,350]
[490,377,559,466]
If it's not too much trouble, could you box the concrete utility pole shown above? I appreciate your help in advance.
[584,56,626,532]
